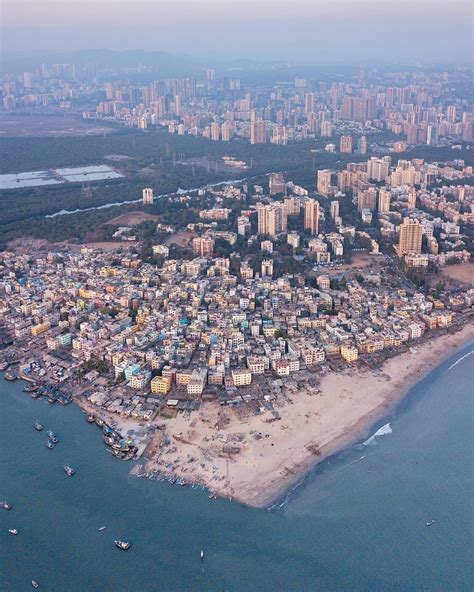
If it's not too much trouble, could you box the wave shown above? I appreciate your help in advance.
[362,422,392,446]
[448,350,474,371]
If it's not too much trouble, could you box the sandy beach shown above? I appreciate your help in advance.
[138,322,474,508]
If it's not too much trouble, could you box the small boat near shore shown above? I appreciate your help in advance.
[34,420,43,431]
[8,528,19,535]
[95,417,104,427]
[64,465,75,476]
[24,384,39,393]
[114,540,130,550]
[0,361,9,371]
[86,414,95,423]
[4,371,17,381]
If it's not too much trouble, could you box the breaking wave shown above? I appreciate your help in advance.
[362,423,392,446]
[448,351,474,371]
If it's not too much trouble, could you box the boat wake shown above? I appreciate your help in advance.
[362,423,392,446]
[448,351,474,371]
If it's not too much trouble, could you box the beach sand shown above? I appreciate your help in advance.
[141,322,474,508]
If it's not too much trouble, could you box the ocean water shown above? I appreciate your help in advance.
[1,342,473,592]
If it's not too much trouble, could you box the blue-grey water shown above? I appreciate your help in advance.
[1,343,473,591]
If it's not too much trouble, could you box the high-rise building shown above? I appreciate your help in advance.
[340,135,353,153]
[221,121,231,142]
[407,188,417,209]
[250,120,266,144]
[304,199,320,235]
[257,203,287,237]
[192,236,215,257]
[330,200,340,220]
[358,188,377,213]
[398,218,422,255]
[320,120,333,137]
[317,169,332,196]
[142,187,154,205]
[367,157,391,182]
[210,122,220,141]
[358,135,367,154]
[446,105,457,123]
[304,93,315,115]
[378,190,391,213]
[206,69,216,82]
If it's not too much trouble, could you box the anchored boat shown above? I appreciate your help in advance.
[64,465,75,476]
[114,540,130,550]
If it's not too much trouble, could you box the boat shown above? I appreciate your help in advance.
[200,550,204,561]
[8,528,19,535]
[46,440,55,449]
[51,436,58,444]
[47,430,55,439]
[98,526,107,531]
[24,385,38,393]
[95,417,104,427]
[31,580,39,588]
[114,540,130,550]
[34,420,43,431]
[0,361,8,371]
[86,414,95,423]
[64,465,75,476]
[426,520,435,527]
[4,371,17,381]
[2,500,12,510]
[31,391,41,399]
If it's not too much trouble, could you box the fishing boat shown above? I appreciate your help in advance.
[34,420,43,431]
[95,417,104,428]
[200,550,204,561]
[31,580,39,588]
[8,528,19,535]
[51,436,58,444]
[426,520,435,527]
[24,384,38,393]
[114,540,130,550]
[31,391,41,399]
[4,371,17,381]
[46,440,55,449]
[98,526,107,531]
[87,414,95,423]
[2,500,12,510]
[64,465,75,476]
[46,430,55,439]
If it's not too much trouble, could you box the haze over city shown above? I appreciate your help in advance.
[2,0,473,64]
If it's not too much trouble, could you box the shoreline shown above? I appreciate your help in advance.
[252,323,474,509]
[137,322,474,509]
[3,322,473,510]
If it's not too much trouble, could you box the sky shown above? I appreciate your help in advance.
[2,0,473,65]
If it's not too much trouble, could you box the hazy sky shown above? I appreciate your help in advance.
[2,0,473,64]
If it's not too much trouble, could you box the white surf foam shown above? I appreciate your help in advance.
[448,351,474,371]
[362,422,392,446]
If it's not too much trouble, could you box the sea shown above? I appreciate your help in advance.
[1,342,473,592]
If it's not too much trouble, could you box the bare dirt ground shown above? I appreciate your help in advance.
[105,211,162,226]
[164,231,196,246]
[0,114,119,138]
[440,262,474,286]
